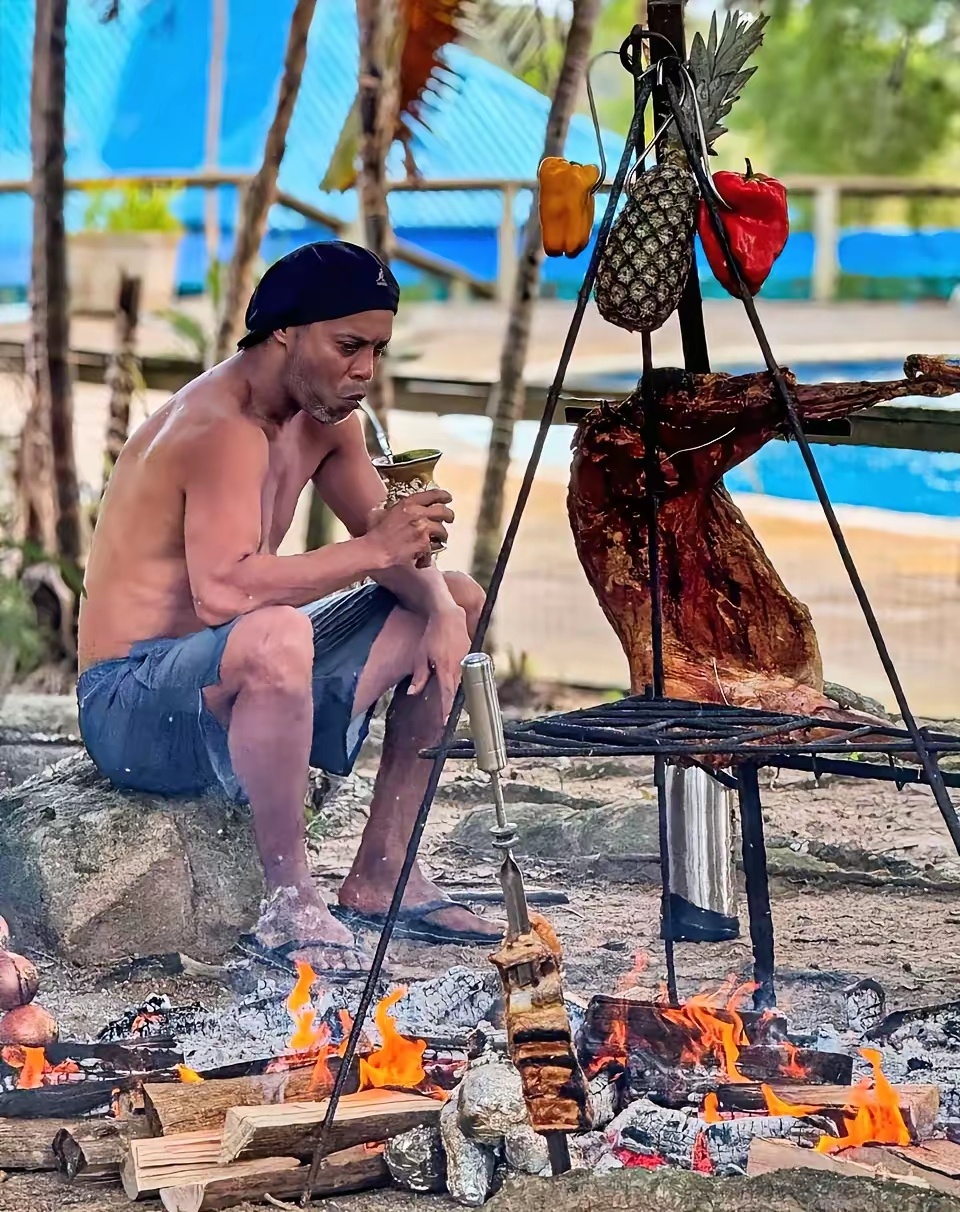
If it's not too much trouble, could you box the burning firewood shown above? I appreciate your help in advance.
[568,356,960,716]
[716,1081,939,1142]
[217,1088,442,1164]
[141,1059,360,1135]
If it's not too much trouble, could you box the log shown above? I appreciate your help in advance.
[717,1082,939,1142]
[748,1137,960,1196]
[0,1116,85,1171]
[0,1076,137,1119]
[51,1118,151,1180]
[219,1088,442,1164]
[121,1129,223,1199]
[159,1143,389,1212]
[143,1058,359,1134]
[578,997,849,1101]
[486,1166,960,1212]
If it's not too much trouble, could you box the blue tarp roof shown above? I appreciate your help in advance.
[0,0,621,233]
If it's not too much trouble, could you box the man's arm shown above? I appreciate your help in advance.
[183,418,433,626]
[314,414,461,619]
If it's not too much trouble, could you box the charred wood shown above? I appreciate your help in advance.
[52,1117,151,1181]
[717,1081,938,1142]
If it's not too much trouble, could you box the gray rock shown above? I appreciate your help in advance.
[0,740,82,790]
[0,752,263,964]
[0,693,78,735]
[451,798,660,860]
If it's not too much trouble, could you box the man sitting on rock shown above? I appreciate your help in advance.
[78,240,498,978]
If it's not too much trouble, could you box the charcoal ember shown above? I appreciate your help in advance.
[606,1098,821,1176]
[845,978,886,1035]
[395,967,501,1038]
[458,1050,529,1144]
[441,1088,498,1206]
[587,1072,619,1129]
[97,995,207,1041]
[385,1123,447,1193]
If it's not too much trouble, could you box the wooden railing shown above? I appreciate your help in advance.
[5,169,958,303]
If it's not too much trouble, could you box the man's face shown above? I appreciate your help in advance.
[282,311,393,424]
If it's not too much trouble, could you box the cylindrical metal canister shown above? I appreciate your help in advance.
[663,764,740,942]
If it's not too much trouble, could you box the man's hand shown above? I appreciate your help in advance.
[408,604,471,718]
[364,490,454,570]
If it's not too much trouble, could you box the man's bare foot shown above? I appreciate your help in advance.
[338,867,503,943]
[251,885,371,975]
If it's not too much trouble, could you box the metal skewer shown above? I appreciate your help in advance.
[459,652,571,1176]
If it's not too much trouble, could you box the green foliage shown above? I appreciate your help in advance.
[735,0,960,176]
[82,184,183,234]
[0,575,44,677]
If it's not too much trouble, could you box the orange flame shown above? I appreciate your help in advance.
[287,961,324,1052]
[176,1065,205,1084]
[781,1041,809,1080]
[660,978,758,1083]
[358,990,426,1090]
[586,1013,627,1078]
[309,1025,334,1093]
[762,1048,911,1153]
[701,1092,722,1123]
[615,950,650,997]
[2,1045,79,1089]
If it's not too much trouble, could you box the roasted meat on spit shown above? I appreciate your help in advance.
[568,355,960,718]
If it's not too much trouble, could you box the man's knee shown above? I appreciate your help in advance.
[226,606,314,694]
[443,571,485,632]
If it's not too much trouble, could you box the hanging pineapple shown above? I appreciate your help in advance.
[594,11,768,335]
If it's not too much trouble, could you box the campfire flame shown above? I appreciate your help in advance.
[287,961,323,1051]
[2,1045,80,1089]
[701,1092,722,1123]
[358,989,426,1091]
[615,950,650,998]
[587,1013,628,1078]
[660,977,758,1083]
[176,1065,205,1084]
[762,1047,911,1153]
[781,1041,809,1080]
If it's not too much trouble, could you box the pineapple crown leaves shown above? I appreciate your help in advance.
[679,9,770,154]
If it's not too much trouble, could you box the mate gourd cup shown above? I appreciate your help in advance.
[373,448,445,555]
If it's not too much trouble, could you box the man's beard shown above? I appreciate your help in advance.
[286,361,350,424]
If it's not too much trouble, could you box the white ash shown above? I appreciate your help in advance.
[587,1071,619,1129]
[171,966,500,1072]
[605,1097,822,1176]
[386,1123,447,1193]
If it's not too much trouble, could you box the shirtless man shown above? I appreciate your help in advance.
[78,240,498,977]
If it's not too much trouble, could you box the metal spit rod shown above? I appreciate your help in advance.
[459,653,571,1176]
[460,652,530,939]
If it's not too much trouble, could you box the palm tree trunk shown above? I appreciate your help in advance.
[97,274,141,516]
[356,0,402,450]
[213,0,318,362]
[18,0,81,575]
[470,0,601,593]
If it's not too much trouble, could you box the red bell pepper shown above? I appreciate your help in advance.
[698,160,789,297]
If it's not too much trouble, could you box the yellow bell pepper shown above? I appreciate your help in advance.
[537,157,601,258]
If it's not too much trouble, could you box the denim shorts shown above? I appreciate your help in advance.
[77,583,398,801]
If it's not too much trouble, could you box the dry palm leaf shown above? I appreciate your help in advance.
[322,0,469,190]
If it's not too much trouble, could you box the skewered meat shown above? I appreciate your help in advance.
[490,926,590,1134]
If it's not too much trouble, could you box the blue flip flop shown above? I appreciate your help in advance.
[330,899,503,946]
